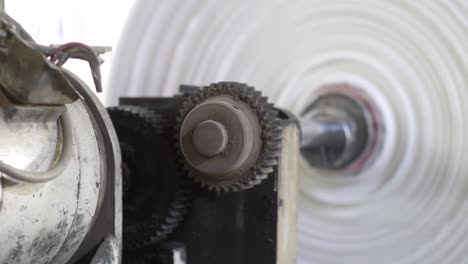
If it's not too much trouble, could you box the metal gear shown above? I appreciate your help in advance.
[107,105,192,250]
[176,82,282,192]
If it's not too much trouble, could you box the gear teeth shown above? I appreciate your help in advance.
[165,217,178,224]
[244,87,255,94]
[257,166,274,174]
[175,82,283,192]
[256,174,268,180]
[108,105,192,250]
[261,159,277,166]
[271,123,282,130]
[264,103,274,111]
[266,141,282,150]
[266,150,281,158]
[269,132,283,141]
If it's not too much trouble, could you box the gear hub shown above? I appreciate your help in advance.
[191,120,228,156]
[176,82,282,192]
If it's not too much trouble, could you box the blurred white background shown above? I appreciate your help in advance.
[5,0,135,101]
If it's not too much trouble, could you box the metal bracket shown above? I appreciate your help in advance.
[0,11,110,105]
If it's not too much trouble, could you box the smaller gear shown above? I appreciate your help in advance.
[108,106,192,250]
[176,82,282,192]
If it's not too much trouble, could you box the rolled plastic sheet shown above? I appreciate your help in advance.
[106,1,468,263]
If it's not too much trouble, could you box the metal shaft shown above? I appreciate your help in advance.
[299,93,372,170]
[300,116,348,149]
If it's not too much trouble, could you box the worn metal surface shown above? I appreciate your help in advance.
[0,12,120,264]
[90,235,119,264]
[0,91,72,184]
[50,101,104,264]
[0,99,102,264]
[0,96,60,182]
[65,70,121,264]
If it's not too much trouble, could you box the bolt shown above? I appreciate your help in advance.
[192,120,228,156]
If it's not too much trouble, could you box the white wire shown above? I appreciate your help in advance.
[106,1,468,263]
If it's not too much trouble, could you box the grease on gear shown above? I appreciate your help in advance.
[176,82,282,192]
[107,105,192,250]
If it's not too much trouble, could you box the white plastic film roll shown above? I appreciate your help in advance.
[107,1,468,263]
